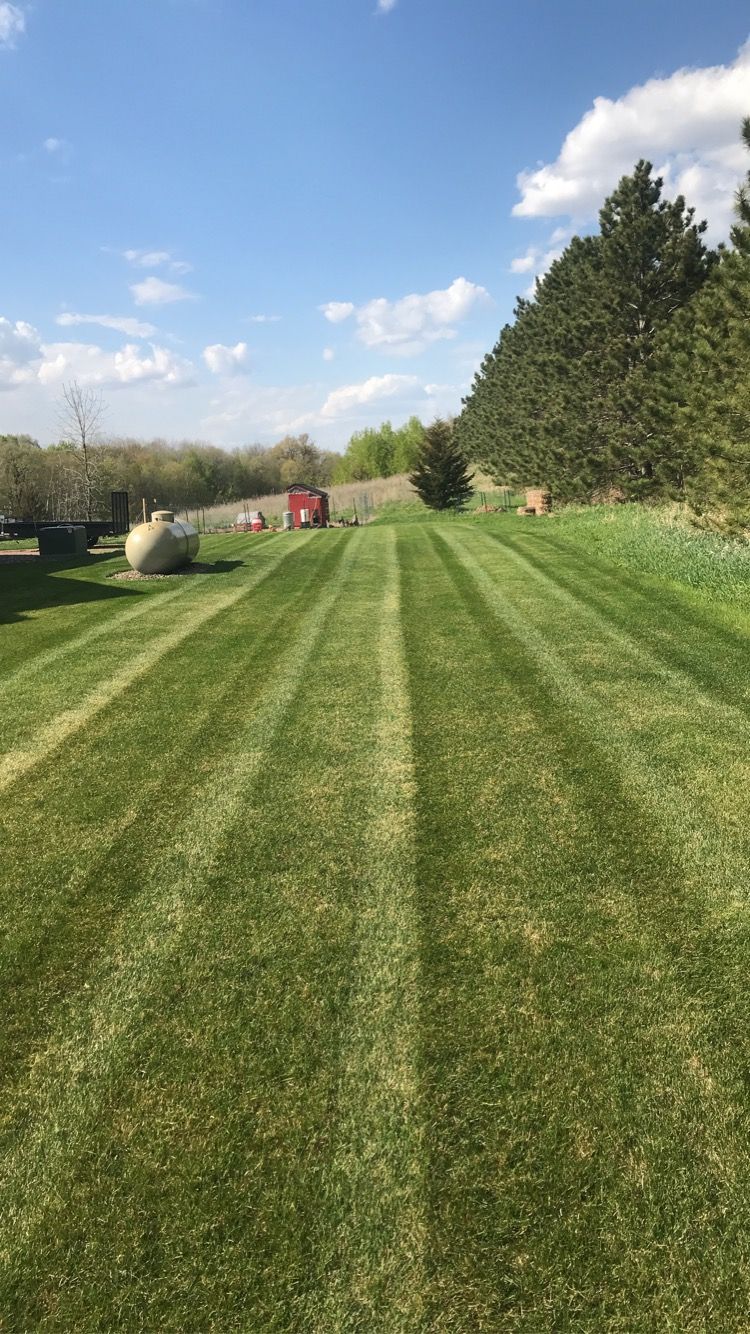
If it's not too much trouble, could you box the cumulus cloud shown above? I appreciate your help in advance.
[509,233,569,295]
[377,0,397,10]
[323,347,335,362]
[321,277,489,356]
[513,41,750,239]
[0,3,24,47]
[509,251,536,275]
[0,314,193,391]
[123,249,192,275]
[202,342,250,376]
[130,276,195,306]
[56,312,157,338]
[38,341,194,389]
[0,318,42,390]
[321,301,355,324]
[321,373,420,419]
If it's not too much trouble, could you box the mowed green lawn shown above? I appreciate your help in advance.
[3,521,750,1330]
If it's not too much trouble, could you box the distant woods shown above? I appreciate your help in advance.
[330,416,425,483]
[0,414,428,522]
[456,119,750,532]
[0,432,344,522]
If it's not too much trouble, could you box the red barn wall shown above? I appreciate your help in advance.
[288,492,329,528]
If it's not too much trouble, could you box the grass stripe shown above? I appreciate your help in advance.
[475,524,750,733]
[0,534,360,1273]
[315,527,425,1332]
[0,582,184,697]
[436,526,750,907]
[401,526,750,1327]
[492,523,750,725]
[0,534,315,793]
[0,537,351,1098]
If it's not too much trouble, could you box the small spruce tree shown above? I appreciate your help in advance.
[409,418,474,510]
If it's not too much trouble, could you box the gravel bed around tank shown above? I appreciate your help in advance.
[109,562,217,581]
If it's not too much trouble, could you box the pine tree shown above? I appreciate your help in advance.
[456,235,613,500]
[410,419,474,510]
[657,119,750,530]
[596,161,713,490]
[456,161,714,501]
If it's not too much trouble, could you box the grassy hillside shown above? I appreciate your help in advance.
[552,501,750,604]
[3,517,750,1327]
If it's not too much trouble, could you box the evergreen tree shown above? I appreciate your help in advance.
[656,119,750,530]
[456,161,714,500]
[596,161,713,489]
[410,419,474,510]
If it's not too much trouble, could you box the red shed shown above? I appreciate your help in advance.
[287,483,330,529]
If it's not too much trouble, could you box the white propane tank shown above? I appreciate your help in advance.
[125,509,200,574]
[300,508,310,528]
[282,511,294,531]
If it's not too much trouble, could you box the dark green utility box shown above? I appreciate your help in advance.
[38,525,88,557]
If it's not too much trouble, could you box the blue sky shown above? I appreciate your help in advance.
[2,0,750,450]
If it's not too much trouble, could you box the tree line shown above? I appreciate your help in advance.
[0,431,341,522]
[456,119,750,532]
[0,410,430,522]
[331,416,425,482]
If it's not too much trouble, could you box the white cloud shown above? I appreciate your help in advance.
[321,301,355,324]
[0,314,193,391]
[509,237,568,295]
[0,318,42,389]
[323,347,335,362]
[125,248,170,267]
[513,40,750,239]
[247,313,281,324]
[56,312,157,338]
[321,373,420,419]
[130,276,195,306]
[123,249,193,275]
[509,251,536,274]
[43,137,64,154]
[0,3,24,47]
[324,277,490,356]
[377,0,397,10]
[202,341,250,376]
[38,341,194,389]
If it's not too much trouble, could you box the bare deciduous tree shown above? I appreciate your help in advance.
[56,380,106,520]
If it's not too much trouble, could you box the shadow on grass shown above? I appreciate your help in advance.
[196,560,245,574]
[1,554,249,626]
[0,552,143,626]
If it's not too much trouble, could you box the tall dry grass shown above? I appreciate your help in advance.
[201,471,501,528]
[200,475,414,527]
